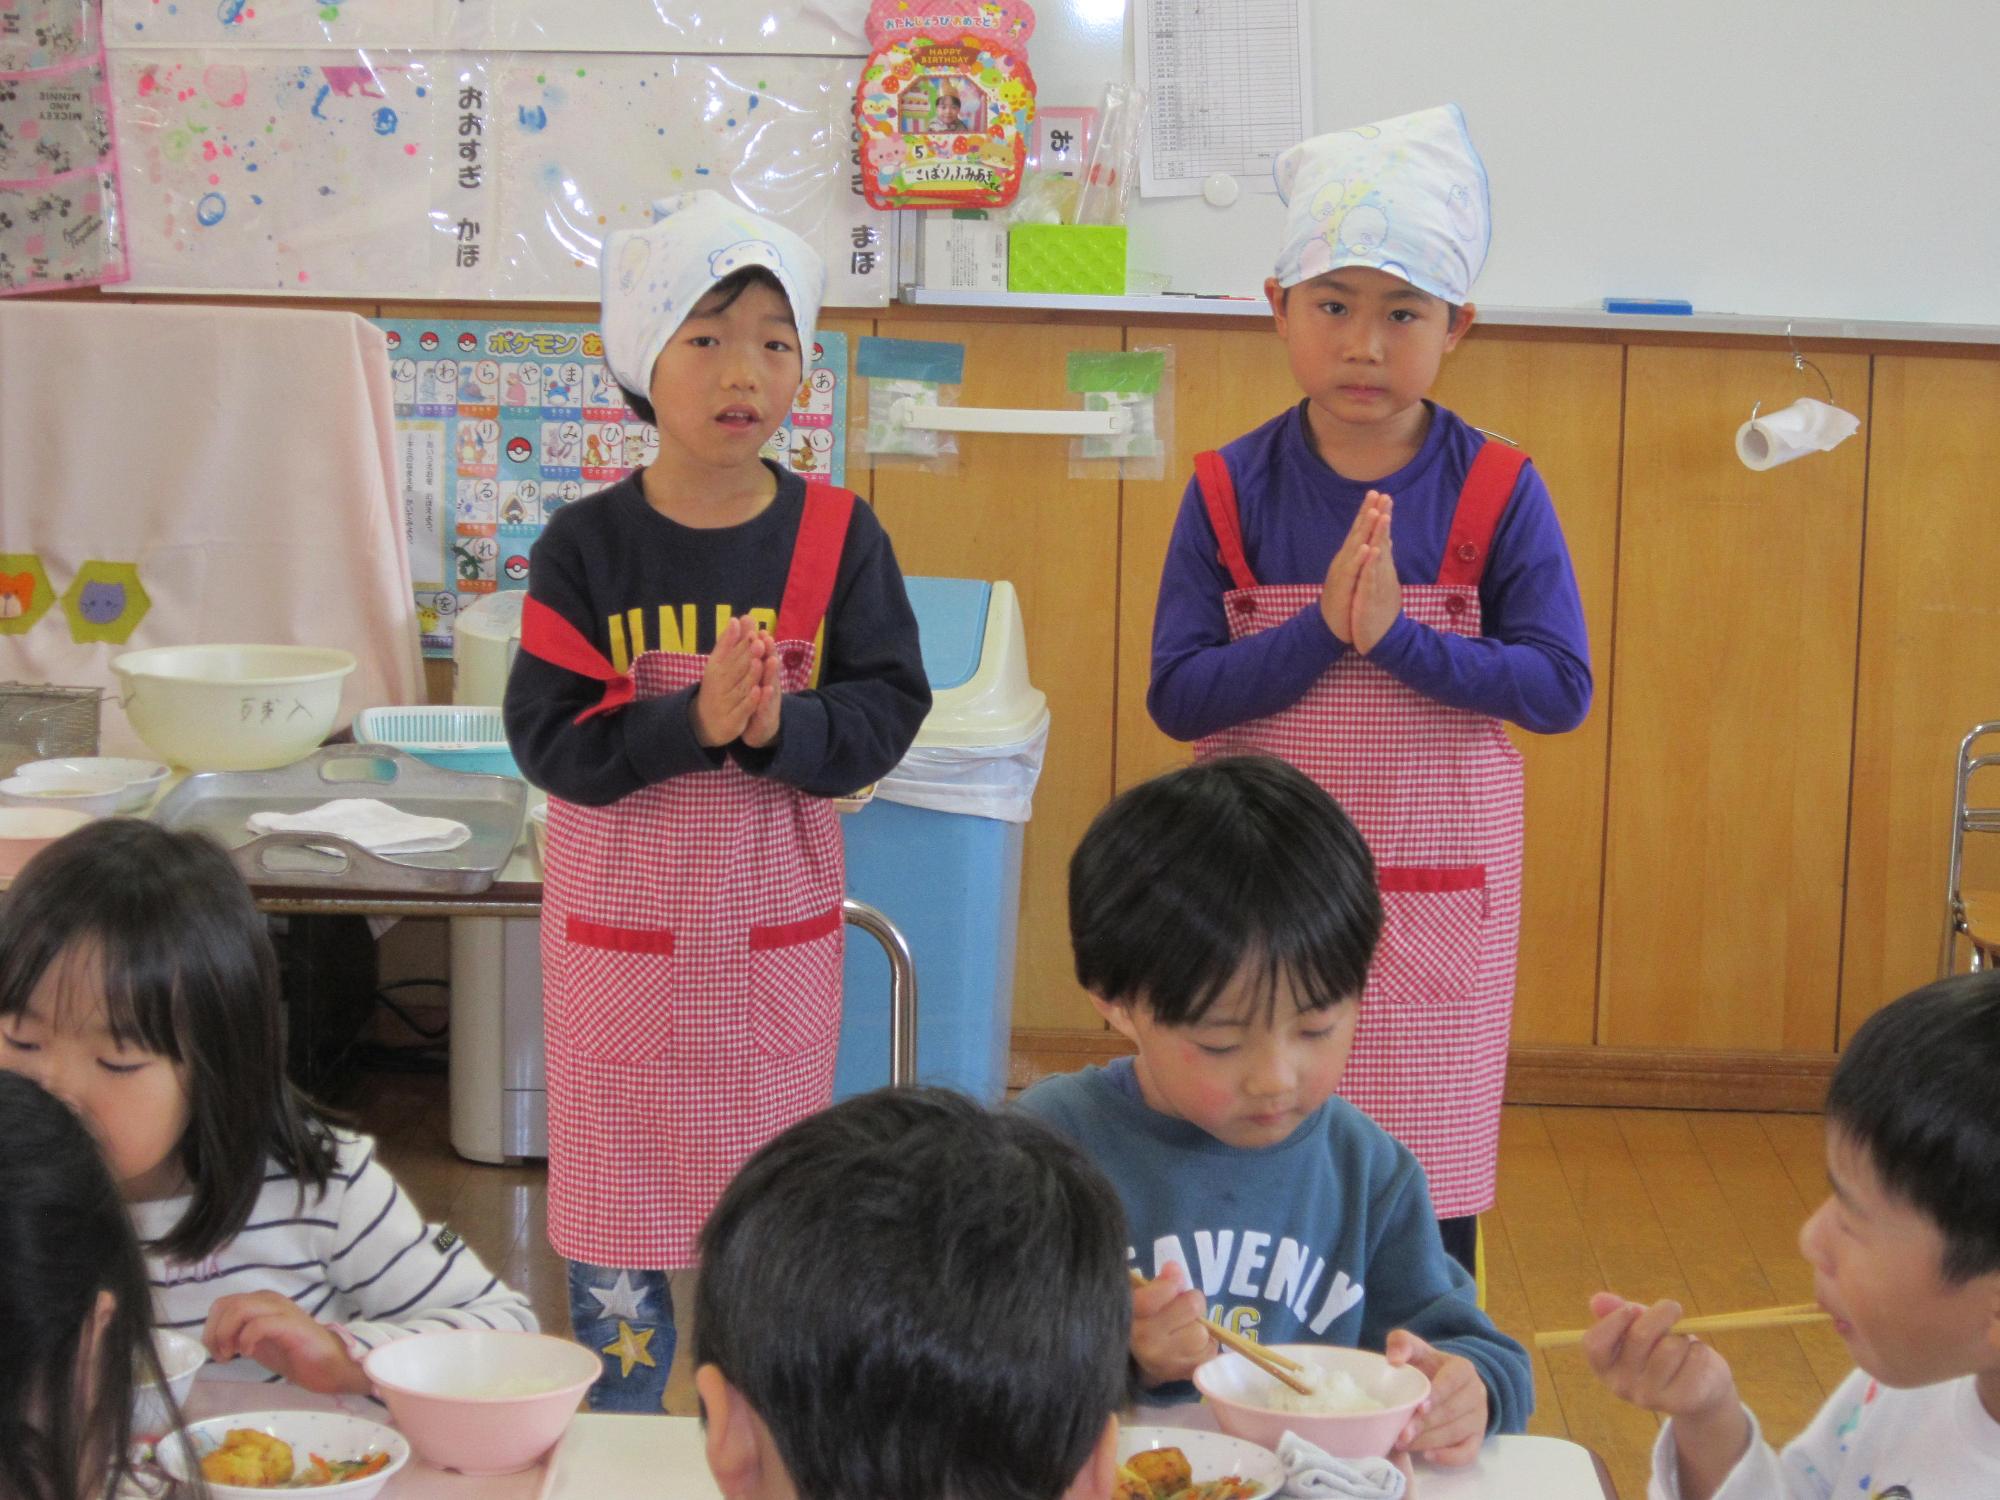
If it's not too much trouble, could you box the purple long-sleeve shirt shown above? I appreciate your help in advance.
[1148,401,1592,740]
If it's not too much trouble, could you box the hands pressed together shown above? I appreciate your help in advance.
[1320,490,1402,654]
[1129,1266,1489,1468]
[693,616,784,750]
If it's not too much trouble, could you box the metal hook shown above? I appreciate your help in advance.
[1751,321,1835,424]
[1785,321,1835,401]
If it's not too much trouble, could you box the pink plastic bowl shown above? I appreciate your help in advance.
[1192,1344,1430,1460]
[362,1330,600,1475]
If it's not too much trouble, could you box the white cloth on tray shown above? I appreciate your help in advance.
[248,797,469,854]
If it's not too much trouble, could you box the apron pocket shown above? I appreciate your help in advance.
[1371,867,1487,1006]
[747,906,844,1060]
[558,914,677,1062]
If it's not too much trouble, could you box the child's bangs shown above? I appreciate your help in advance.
[1183,938,1353,1027]
[93,929,188,1058]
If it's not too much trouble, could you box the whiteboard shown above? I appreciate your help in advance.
[1024,0,2000,332]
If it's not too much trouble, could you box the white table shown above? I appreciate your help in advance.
[186,1378,1616,1498]
[542,1415,1613,1499]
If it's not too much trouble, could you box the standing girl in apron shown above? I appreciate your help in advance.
[503,193,930,1408]
[1148,109,1593,1273]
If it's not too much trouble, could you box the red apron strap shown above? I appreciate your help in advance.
[519,593,636,724]
[1436,439,1529,588]
[775,483,857,644]
[1193,450,1259,593]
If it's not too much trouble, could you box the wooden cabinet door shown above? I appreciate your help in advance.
[1435,336,1623,1048]
[1600,346,1868,1052]
[1842,354,2000,1040]
[867,316,1123,1032]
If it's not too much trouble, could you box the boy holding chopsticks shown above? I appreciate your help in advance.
[1580,974,2000,1499]
[1017,756,1531,1466]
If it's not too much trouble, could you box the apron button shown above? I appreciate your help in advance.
[1445,595,1466,615]
[1229,597,1254,615]
[1455,541,1479,563]
[782,647,806,670]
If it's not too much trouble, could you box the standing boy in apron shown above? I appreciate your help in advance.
[1148,107,1593,1276]
[504,192,930,1409]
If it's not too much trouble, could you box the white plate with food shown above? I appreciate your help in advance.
[1116,1426,1283,1500]
[154,1410,409,1497]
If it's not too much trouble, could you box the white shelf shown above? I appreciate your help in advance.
[902,287,1271,318]
[1473,306,2000,345]
[899,287,2000,344]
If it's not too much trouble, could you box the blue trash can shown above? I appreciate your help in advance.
[833,576,1048,1102]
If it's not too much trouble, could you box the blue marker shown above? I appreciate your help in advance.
[1603,297,1693,315]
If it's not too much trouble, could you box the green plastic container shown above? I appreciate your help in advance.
[1007,224,1128,296]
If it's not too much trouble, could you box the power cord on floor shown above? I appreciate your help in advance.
[326,977,452,1080]
[375,977,450,1042]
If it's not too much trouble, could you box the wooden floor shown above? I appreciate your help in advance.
[352,1071,1850,1499]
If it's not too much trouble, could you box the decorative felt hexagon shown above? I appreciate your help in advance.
[60,560,150,644]
[0,552,56,635]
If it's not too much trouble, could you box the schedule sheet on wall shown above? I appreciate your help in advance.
[1135,0,1313,198]
[375,317,848,657]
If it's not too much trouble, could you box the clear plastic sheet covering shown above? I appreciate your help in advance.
[104,48,888,302]
[102,1,866,54]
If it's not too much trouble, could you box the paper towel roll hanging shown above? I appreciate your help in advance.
[1736,397,1861,471]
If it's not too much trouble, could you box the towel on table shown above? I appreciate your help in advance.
[1277,1432,1406,1500]
[247,798,471,855]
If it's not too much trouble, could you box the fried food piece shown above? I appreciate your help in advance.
[199,1428,295,1487]
[1112,1463,1155,1500]
[1127,1447,1195,1495]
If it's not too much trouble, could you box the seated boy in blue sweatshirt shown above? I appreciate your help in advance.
[1017,755,1532,1465]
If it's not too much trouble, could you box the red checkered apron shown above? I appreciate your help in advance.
[522,484,853,1267]
[1191,443,1527,1218]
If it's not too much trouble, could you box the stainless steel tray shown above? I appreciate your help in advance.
[152,746,528,895]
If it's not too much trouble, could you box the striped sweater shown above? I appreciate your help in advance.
[133,1129,537,1381]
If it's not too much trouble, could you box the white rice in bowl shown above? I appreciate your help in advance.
[1261,1363,1386,1414]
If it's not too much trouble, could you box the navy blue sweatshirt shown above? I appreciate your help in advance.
[504,464,930,805]
[1016,1061,1533,1431]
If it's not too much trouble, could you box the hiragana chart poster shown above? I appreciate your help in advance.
[375,317,849,657]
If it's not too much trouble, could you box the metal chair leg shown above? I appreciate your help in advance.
[842,898,919,1087]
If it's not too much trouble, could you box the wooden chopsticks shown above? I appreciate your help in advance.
[1127,1268,1315,1395]
[1535,1302,1828,1350]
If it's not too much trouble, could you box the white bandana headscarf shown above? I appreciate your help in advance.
[599,190,826,397]
[1272,105,1490,304]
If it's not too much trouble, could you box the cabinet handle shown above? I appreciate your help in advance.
[889,398,1129,436]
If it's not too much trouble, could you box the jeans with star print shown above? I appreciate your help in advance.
[566,1261,675,1412]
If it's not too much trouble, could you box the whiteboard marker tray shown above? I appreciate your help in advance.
[152,746,528,895]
